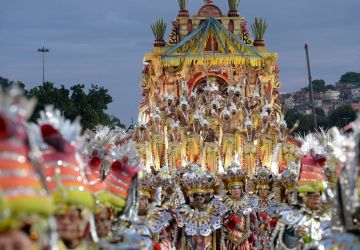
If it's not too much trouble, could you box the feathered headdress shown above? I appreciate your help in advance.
[31,106,94,212]
[105,140,140,210]
[0,88,53,230]
[296,133,327,194]
[180,164,216,196]
[253,167,275,190]
[33,105,83,152]
[221,162,247,189]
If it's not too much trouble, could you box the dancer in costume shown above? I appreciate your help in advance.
[320,125,360,249]
[175,164,227,250]
[276,163,299,213]
[271,134,331,250]
[187,113,202,164]
[132,121,150,169]
[252,167,278,250]
[146,167,178,250]
[168,120,183,171]
[31,106,96,250]
[202,128,220,174]
[220,162,252,250]
[242,117,258,177]
[0,88,53,249]
[220,108,236,170]
[149,113,165,170]
[277,118,299,171]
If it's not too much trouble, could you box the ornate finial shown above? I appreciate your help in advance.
[205,0,214,4]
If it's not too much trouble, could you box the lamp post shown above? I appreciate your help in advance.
[37,46,50,84]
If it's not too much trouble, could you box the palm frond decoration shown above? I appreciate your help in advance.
[251,17,267,40]
[178,0,188,11]
[228,0,240,11]
[151,19,167,41]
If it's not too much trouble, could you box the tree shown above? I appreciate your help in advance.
[339,72,360,83]
[0,76,25,89]
[312,79,326,92]
[0,76,10,88]
[27,82,75,122]
[315,107,329,130]
[328,105,356,128]
[109,115,126,129]
[285,107,329,135]
[325,85,335,91]
[26,82,125,129]
[1,75,127,129]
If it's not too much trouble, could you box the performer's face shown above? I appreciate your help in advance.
[258,188,269,198]
[55,209,84,245]
[190,192,206,210]
[138,196,149,216]
[0,229,33,250]
[304,191,321,211]
[95,208,112,239]
[230,186,242,200]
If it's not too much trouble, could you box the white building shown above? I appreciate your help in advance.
[324,90,341,100]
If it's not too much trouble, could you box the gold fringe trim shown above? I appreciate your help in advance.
[160,56,265,67]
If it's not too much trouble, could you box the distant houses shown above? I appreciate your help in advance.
[280,81,360,114]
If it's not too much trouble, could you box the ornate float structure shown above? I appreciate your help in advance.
[135,0,298,175]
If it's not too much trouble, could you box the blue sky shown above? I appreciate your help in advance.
[0,0,359,125]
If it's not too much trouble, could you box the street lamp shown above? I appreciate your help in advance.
[37,46,50,84]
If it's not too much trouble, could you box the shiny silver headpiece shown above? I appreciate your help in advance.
[0,86,36,120]
[37,105,83,145]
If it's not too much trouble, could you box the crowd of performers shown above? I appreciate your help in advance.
[0,87,151,249]
[138,143,360,250]
[134,77,297,175]
[0,84,360,250]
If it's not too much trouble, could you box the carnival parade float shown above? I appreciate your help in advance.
[0,1,359,249]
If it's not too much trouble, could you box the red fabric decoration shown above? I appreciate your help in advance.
[0,115,8,139]
[90,156,101,170]
[82,222,90,240]
[314,154,326,167]
[40,124,60,138]
[111,160,123,172]
[270,218,279,229]
[121,166,139,178]
[226,214,240,231]
[259,212,269,220]
[153,243,161,250]
[92,149,99,157]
